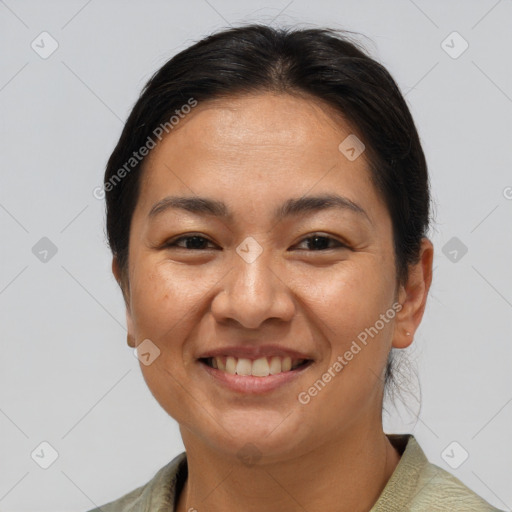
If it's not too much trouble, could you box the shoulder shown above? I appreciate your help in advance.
[372,434,504,512]
[410,458,502,511]
[85,452,187,512]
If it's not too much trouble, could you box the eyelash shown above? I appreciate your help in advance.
[163,233,348,251]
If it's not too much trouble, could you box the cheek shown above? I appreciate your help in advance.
[300,261,395,401]
[297,269,394,426]
[129,262,210,423]
[297,261,393,337]
[129,260,214,336]
[139,360,199,429]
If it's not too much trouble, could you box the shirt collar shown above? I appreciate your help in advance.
[134,433,424,511]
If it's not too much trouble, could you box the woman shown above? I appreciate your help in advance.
[89,24,502,512]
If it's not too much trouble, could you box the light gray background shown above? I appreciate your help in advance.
[1,1,511,511]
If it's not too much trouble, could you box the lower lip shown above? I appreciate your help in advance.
[199,360,312,394]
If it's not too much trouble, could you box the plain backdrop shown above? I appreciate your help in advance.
[0,1,511,511]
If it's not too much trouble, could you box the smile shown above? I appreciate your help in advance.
[200,356,311,377]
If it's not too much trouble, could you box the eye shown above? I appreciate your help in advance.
[162,233,348,252]
[163,234,217,250]
[293,234,348,251]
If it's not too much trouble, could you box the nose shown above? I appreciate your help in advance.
[210,246,296,329]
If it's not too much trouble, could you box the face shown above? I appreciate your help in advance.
[116,92,416,463]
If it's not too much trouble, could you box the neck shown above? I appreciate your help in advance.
[176,423,401,512]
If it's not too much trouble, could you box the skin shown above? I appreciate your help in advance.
[112,92,433,512]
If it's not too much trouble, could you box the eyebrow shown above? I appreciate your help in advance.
[148,194,372,224]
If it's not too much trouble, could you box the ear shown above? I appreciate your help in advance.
[112,257,136,348]
[125,310,136,348]
[111,256,123,286]
[392,237,434,349]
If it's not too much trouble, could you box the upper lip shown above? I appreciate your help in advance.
[197,344,314,361]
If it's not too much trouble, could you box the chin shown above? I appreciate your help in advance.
[195,410,313,463]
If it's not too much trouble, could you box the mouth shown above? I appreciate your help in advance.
[199,355,313,377]
[196,345,316,394]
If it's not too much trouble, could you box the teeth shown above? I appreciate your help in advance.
[269,356,282,374]
[251,357,270,377]
[210,355,306,376]
[235,358,252,376]
[225,356,236,375]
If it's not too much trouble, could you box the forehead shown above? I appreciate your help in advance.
[148,92,353,155]
[135,93,385,225]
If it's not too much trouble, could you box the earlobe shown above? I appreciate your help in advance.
[112,257,136,347]
[392,317,415,349]
[392,238,434,349]
[126,310,136,347]
[112,257,121,285]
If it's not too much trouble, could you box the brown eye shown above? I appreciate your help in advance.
[164,235,216,250]
[293,235,348,251]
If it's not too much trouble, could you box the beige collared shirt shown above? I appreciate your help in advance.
[87,434,504,511]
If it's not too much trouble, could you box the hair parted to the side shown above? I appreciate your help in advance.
[102,23,434,403]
